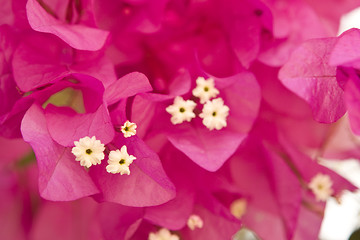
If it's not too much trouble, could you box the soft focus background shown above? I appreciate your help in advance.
[2,1,360,240]
[235,161,360,239]
[234,8,360,240]
[319,159,360,240]
[319,9,360,240]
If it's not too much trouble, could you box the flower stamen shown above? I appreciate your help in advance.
[187,214,204,230]
[71,136,105,168]
[199,98,229,130]
[192,77,219,104]
[166,96,196,125]
[121,120,137,138]
[148,228,179,240]
[308,173,334,201]
[106,145,136,175]
[230,199,247,219]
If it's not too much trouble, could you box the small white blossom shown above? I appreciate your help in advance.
[230,199,247,219]
[166,96,196,125]
[121,120,137,138]
[71,136,105,168]
[106,145,136,175]
[199,98,229,130]
[187,214,204,230]
[148,228,179,240]
[309,173,334,201]
[192,77,219,104]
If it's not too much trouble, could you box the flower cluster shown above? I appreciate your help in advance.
[71,135,137,175]
[166,76,230,130]
[1,0,360,240]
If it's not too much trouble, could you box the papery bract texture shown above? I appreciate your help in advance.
[2,0,360,239]
[259,0,332,66]
[330,28,360,68]
[279,38,346,123]
[90,135,176,207]
[21,104,100,200]
[26,0,109,51]
[12,33,116,92]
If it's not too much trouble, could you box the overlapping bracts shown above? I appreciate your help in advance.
[1,0,360,239]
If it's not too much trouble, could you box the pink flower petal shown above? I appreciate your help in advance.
[0,74,22,117]
[343,73,360,135]
[45,104,114,147]
[71,51,117,88]
[263,143,302,239]
[0,0,14,26]
[329,28,360,68]
[12,34,70,92]
[104,72,152,105]
[279,134,357,194]
[0,136,30,165]
[306,0,360,34]
[93,0,169,34]
[29,198,103,240]
[215,72,261,133]
[144,187,195,230]
[167,71,260,171]
[12,33,116,92]
[181,194,240,240]
[21,104,99,200]
[91,135,176,207]
[26,0,109,51]
[0,170,28,240]
[229,139,288,240]
[196,28,243,77]
[222,0,271,69]
[99,203,144,240]
[279,38,346,123]
[292,205,323,240]
[167,120,245,172]
[259,1,332,66]
[0,97,34,138]
[0,25,18,75]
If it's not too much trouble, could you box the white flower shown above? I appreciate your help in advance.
[106,145,136,175]
[121,120,137,138]
[71,136,105,168]
[192,77,219,104]
[199,98,229,130]
[308,173,334,201]
[148,228,179,240]
[230,199,247,219]
[187,214,204,230]
[166,96,196,125]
